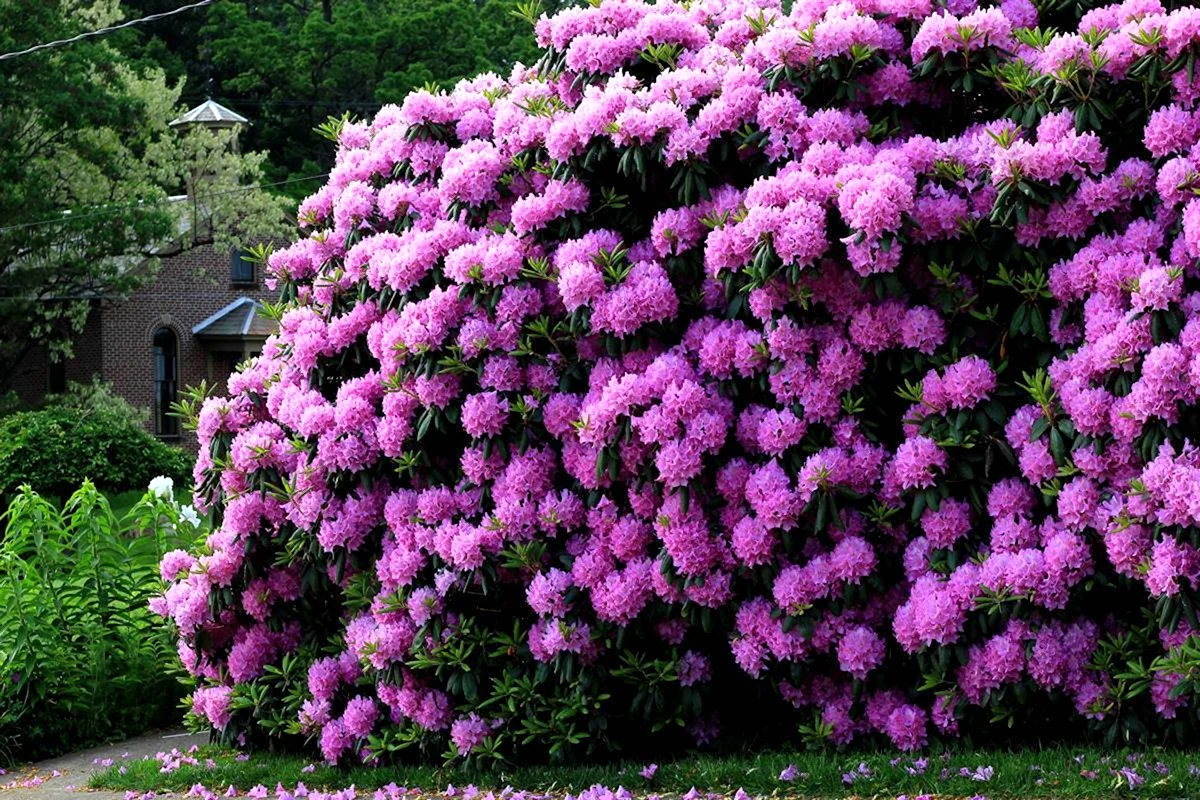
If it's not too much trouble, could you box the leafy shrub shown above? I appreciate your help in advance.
[0,406,190,501]
[159,0,1200,765]
[42,378,151,426]
[0,481,204,763]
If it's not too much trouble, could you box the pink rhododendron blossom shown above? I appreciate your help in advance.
[156,0,1200,763]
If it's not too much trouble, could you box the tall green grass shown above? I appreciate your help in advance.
[0,481,204,764]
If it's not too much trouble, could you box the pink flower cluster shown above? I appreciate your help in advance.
[157,0,1200,761]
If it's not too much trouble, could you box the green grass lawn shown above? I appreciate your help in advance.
[103,488,155,519]
[103,487,192,519]
[90,744,1200,798]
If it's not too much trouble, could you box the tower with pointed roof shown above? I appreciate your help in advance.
[169,98,249,151]
[168,98,251,241]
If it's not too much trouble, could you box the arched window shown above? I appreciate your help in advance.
[152,326,179,437]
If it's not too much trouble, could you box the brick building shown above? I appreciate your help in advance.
[9,243,276,448]
[9,100,278,449]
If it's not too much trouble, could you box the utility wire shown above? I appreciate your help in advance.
[179,97,387,109]
[0,0,216,62]
[0,173,329,235]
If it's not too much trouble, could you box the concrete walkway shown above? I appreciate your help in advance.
[1,730,208,799]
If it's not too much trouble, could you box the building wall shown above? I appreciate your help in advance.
[9,306,105,407]
[10,244,275,450]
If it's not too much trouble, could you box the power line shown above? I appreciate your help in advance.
[179,96,387,109]
[0,0,216,62]
[0,173,329,235]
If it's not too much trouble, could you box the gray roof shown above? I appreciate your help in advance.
[192,297,274,340]
[170,99,249,129]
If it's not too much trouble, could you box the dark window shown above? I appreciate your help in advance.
[231,249,256,285]
[152,327,179,437]
[48,361,67,394]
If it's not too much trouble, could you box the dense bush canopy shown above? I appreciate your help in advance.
[0,407,190,501]
[160,0,1200,764]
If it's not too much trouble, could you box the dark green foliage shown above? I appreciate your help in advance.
[0,407,190,501]
[42,378,151,426]
[0,0,177,387]
[121,0,548,198]
[0,484,204,764]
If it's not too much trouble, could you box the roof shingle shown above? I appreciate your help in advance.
[192,297,273,340]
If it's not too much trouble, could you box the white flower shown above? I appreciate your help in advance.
[148,475,175,499]
[179,504,201,528]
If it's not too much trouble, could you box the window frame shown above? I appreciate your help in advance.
[230,249,256,286]
[152,326,180,438]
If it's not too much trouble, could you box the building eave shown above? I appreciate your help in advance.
[191,296,256,335]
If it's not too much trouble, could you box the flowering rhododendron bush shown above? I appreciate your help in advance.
[157,0,1200,763]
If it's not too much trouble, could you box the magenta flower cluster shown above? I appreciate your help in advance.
[156,0,1200,761]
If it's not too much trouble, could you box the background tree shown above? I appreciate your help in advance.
[121,0,548,197]
[0,0,293,391]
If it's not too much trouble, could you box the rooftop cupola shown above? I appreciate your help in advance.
[169,98,249,151]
